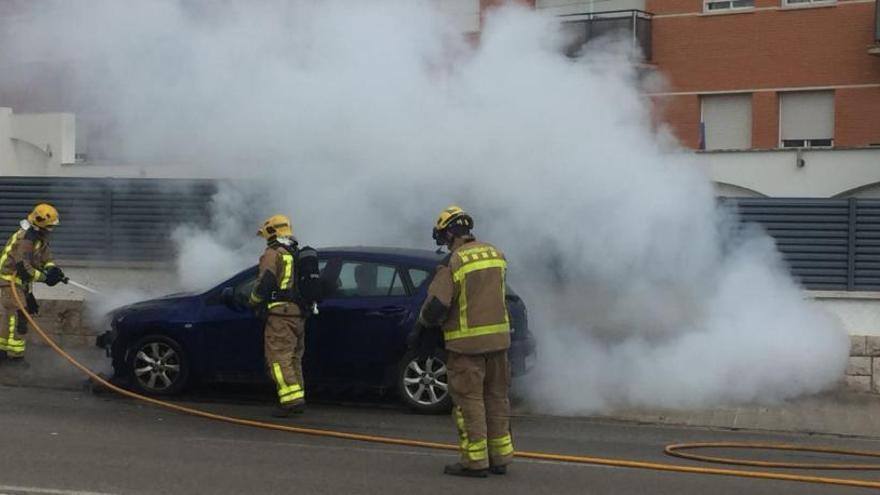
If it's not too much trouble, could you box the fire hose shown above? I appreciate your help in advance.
[9,283,880,490]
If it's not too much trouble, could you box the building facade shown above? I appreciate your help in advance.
[646,0,880,152]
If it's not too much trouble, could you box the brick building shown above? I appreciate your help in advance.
[642,0,880,150]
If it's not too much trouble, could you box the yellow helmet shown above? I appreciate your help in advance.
[432,205,474,244]
[257,214,294,240]
[28,203,60,230]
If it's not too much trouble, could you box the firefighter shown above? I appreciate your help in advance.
[249,214,307,417]
[410,206,514,478]
[0,203,66,362]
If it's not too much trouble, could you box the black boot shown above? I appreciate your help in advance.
[489,465,507,475]
[271,402,305,418]
[443,463,488,478]
[6,356,28,368]
[272,404,294,418]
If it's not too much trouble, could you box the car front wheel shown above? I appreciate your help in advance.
[398,349,452,414]
[127,335,190,396]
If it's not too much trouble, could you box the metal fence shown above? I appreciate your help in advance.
[1,177,879,290]
[0,177,216,263]
[731,198,880,291]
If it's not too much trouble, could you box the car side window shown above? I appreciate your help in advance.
[235,260,327,300]
[408,268,432,290]
[334,261,406,297]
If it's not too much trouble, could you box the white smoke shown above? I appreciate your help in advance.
[0,0,849,412]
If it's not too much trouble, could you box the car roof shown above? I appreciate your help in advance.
[318,246,445,267]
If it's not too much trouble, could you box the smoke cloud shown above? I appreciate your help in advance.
[1,0,848,412]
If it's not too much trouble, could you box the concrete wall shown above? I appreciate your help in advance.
[703,147,880,198]
[0,107,76,175]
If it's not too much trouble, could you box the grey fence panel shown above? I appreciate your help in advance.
[854,200,880,290]
[0,177,216,263]
[731,198,852,290]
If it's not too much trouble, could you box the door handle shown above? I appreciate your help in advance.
[366,306,408,317]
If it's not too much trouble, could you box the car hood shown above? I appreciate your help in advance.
[109,293,200,328]
[115,293,196,312]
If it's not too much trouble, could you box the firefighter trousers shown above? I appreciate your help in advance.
[447,350,514,470]
[264,306,305,407]
[0,286,27,358]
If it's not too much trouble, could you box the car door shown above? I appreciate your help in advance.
[315,258,413,386]
[197,268,266,382]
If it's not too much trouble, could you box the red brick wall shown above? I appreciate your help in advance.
[648,2,880,91]
[646,0,880,149]
[836,88,880,146]
[653,95,702,149]
[752,92,779,149]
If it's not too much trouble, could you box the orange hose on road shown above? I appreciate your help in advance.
[666,442,880,470]
[10,284,880,490]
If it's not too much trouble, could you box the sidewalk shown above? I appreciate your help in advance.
[587,392,880,439]
[6,342,880,440]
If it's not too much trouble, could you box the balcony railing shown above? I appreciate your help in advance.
[558,9,653,61]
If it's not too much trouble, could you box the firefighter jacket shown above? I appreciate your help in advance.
[419,236,511,355]
[249,244,302,317]
[0,226,56,290]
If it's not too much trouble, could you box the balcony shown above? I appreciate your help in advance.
[559,9,653,61]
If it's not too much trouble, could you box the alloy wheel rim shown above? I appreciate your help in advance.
[403,356,448,406]
[134,342,181,391]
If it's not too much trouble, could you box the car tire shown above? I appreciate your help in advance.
[126,334,190,396]
[398,348,452,414]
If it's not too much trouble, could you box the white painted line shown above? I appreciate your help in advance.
[0,485,117,495]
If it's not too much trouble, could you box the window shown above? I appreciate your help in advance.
[779,91,834,148]
[408,268,432,290]
[705,0,755,12]
[334,262,406,297]
[783,0,835,6]
[700,94,752,150]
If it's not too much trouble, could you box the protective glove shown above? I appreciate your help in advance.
[408,322,441,360]
[25,293,39,316]
[45,266,66,287]
[15,311,27,335]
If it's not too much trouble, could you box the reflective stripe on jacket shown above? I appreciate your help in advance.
[250,245,301,315]
[0,229,54,288]
[421,238,511,355]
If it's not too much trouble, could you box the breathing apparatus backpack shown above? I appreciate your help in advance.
[295,245,323,314]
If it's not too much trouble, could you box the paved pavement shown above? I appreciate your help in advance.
[3,386,880,494]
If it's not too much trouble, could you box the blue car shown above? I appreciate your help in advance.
[97,247,537,413]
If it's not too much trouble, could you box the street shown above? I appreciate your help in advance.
[2,385,880,494]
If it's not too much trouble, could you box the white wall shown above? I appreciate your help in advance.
[703,148,880,198]
[811,292,880,337]
[0,107,76,176]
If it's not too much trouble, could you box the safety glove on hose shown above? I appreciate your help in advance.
[45,266,66,287]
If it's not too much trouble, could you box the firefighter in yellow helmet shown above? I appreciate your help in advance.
[249,214,307,417]
[409,206,514,477]
[0,204,67,363]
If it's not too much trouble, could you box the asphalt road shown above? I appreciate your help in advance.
[3,385,880,495]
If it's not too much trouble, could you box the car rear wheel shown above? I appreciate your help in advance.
[398,349,452,414]
[127,335,190,396]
